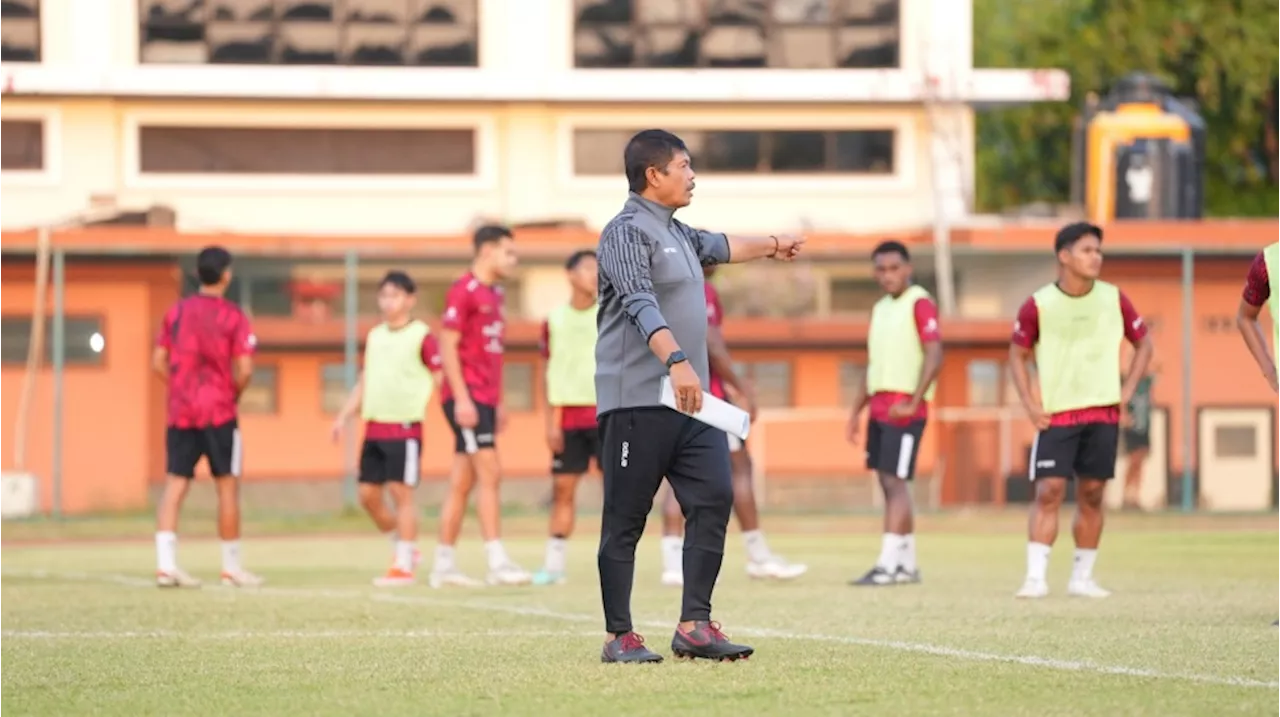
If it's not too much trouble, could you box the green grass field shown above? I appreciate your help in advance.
[2,512,1277,716]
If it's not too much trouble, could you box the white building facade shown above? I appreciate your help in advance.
[1,0,1066,235]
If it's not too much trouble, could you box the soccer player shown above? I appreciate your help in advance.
[1236,242,1278,627]
[429,225,531,588]
[1009,222,1153,599]
[845,240,942,586]
[657,266,807,585]
[532,250,600,586]
[330,271,443,587]
[152,246,262,588]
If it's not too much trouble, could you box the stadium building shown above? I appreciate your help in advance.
[0,0,1274,515]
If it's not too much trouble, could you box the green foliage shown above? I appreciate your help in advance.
[973,0,1279,217]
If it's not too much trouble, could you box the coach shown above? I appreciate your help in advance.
[594,129,804,664]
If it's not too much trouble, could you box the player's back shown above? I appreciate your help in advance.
[161,294,252,428]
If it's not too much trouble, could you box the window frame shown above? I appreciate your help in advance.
[733,358,794,409]
[0,314,108,367]
[0,0,42,63]
[570,0,901,70]
[502,360,535,413]
[123,106,497,192]
[558,111,916,195]
[0,105,61,187]
[239,364,281,415]
[319,361,354,414]
[135,0,480,68]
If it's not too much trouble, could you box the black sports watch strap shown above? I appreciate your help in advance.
[665,350,688,369]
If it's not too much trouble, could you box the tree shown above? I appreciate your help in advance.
[973,0,1279,217]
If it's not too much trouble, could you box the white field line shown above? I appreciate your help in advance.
[4,569,1276,690]
[2,629,593,640]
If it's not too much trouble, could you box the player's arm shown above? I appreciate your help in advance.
[422,333,445,389]
[439,289,473,405]
[152,306,176,384]
[1235,252,1277,391]
[1008,298,1047,427]
[1117,292,1154,404]
[905,297,944,410]
[538,320,562,435]
[707,321,755,414]
[230,313,256,399]
[334,371,365,423]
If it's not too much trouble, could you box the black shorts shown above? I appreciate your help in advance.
[166,420,240,479]
[359,438,421,486]
[1122,429,1151,453]
[1030,422,1119,480]
[553,428,599,475]
[442,400,497,454]
[865,418,926,480]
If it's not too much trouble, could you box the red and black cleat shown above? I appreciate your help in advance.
[671,621,753,662]
[601,632,664,664]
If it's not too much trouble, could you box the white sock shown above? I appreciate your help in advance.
[484,540,509,571]
[661,535,683,574]
[156,531,177,573]
[742,530,772,564]
[394,541,416,572]
[544,537,567,574]
[899,534,917,572]
[1026,542,1051,582]
[221,540,241,573]
[1071,548,1097,583]
[876,533,899,570]
[433,544,455,571]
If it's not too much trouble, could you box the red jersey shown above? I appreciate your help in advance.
[364,333,444,441]
[157,294,256,429]
[1011,288,1148,426]
[868,296,941,425]
[705,283,727,400]
[1242,251,1270,308]
[539,320,597,431]
[439,272,504,407]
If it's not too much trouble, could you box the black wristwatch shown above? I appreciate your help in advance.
[665,350,688,369]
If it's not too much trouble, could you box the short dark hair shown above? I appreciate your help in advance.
[624,129,688,194]
[565,249,596,270]
[195,246,232,286]
[473,224,513,253]
[871,240,910,262]
[378,270,416,294]
[1054,222,1103,253]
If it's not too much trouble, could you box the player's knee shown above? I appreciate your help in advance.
[1033,479,1066,506]
[552,476,576,504]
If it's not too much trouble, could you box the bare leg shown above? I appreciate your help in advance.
[213,475,240,542]
[879,472,914,536]
[472,449,503,543]
[358,483,396,533]
[438,455,475,546]
[387,482,418,541]
[1122,448,1148,509]
[1073,478,1107,550]
[1028,477,1066,546]
[549,474,579,539]
[156,476,190,534]
[729,450,759,531]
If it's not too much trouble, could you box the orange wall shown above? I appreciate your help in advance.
[2,256,1274,514]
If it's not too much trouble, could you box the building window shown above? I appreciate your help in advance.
[1,0,40,62]
[573,0,899,69]
[320,362,353,413]
[733,360,793,408]
[240,365,280,413]
[966,360,1002,408]
[0,316,106,366]
[138,126,476,176]
[1,119,44,171]
[503,362,534,412]
[138,0,478,66]
[574,128,894,176]
[838,360,865,408]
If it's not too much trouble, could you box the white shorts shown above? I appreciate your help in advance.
[727,433,743,452]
